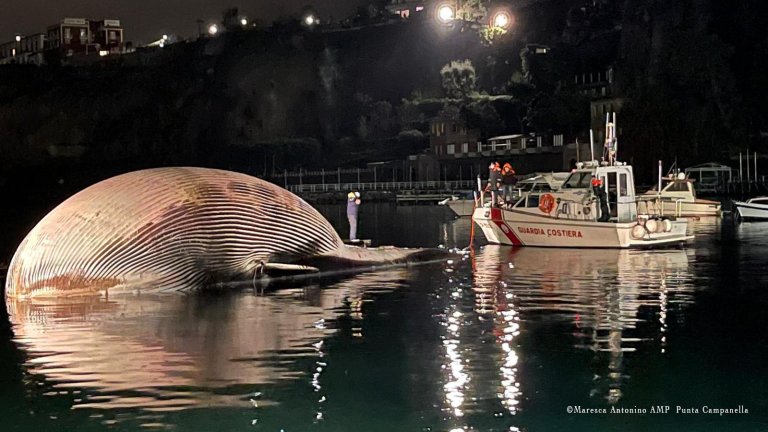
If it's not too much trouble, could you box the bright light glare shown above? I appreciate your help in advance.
[304,15,316,25]
[99,50,109,57]
[162,34,168,40]
[493,12,511,28]
[208,24,218,35]
[437,5,455,23]
[240,18,248,26]
[15,35,21,42]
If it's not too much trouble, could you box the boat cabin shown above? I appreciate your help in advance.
[513,161,638,223]
[644,176,698,201]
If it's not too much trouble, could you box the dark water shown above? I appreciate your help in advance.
[2,203,768,431]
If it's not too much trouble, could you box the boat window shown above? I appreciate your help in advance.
[752,198,768,204]
[666,182,689,192]
[526,195,540,208]
[619,173,628,196]
[561,172,592,189]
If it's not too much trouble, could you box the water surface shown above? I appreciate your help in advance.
[2,204,767,431]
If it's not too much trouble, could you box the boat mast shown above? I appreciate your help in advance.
[604,112,617,165]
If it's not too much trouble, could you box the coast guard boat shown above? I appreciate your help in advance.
[472,114,693,248]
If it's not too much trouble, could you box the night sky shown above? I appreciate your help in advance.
[0,0,366,44]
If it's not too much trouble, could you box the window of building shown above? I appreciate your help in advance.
[80,28,87,39]
[462,143,468,153]
[447,144,455,154]
[64,28,71,41]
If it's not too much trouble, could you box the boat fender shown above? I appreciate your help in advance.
[645,219,658,234]
[631,224,646,239]
[656,219,666,233]
[663,219,673,232]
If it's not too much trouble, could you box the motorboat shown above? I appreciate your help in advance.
[639,173,721,217]
[733,197,768,221]
[440,172,569,217]
[472,113,693,248]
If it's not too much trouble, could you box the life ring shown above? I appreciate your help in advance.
[539,193,556,214]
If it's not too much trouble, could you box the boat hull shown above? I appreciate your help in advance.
[734,201,768,220]
[472,207,691,248]
[444,199,475,217]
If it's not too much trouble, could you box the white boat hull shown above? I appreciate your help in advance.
[734,201,768,220]
[472,208,691,248]
[444,199,474,217]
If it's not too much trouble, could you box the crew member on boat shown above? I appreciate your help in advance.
[591,177,610,222]
[501,163,517,204]
[485,162,502,206]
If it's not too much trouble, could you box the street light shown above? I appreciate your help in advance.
[436,4,455,23]
[208,24,219,35]
[15,35,21,42]
[304,14,317,26]
[492,11,512,29]
[240,17,248,26]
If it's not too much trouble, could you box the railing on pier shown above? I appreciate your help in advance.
[285,180,477,193]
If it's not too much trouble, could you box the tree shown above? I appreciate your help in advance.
[441,59,477,99]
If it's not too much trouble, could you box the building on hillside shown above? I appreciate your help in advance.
[46,18,124,57]
[0,33,46,65]
[46,18,92,54]
[90,19,124,53]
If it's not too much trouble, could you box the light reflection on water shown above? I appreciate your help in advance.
[7,270,408,422]
[431,216,716,430]
[4,208,767,431]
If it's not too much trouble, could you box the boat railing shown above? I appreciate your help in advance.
[635,196,684,218]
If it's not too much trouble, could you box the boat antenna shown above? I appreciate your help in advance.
[576,137,580,162]
[658,160,663,197]
[603,112,617,165]
[589,129,595,161]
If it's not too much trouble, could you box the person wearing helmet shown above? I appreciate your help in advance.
[501,163,518,204]
[347,191,362,240]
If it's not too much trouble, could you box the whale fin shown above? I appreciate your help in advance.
[263,263,320,275]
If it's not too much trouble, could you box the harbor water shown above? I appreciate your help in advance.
[1,203,767,431]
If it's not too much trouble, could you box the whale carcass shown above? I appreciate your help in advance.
[5,167,432,299]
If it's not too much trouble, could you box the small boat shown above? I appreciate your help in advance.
[472,113,693,248]
[733,197,768,221]
[440,172,569,217]
[639,173,721,217]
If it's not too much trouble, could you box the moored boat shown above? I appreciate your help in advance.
[733,197,768,221]
[639,173,721,217]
